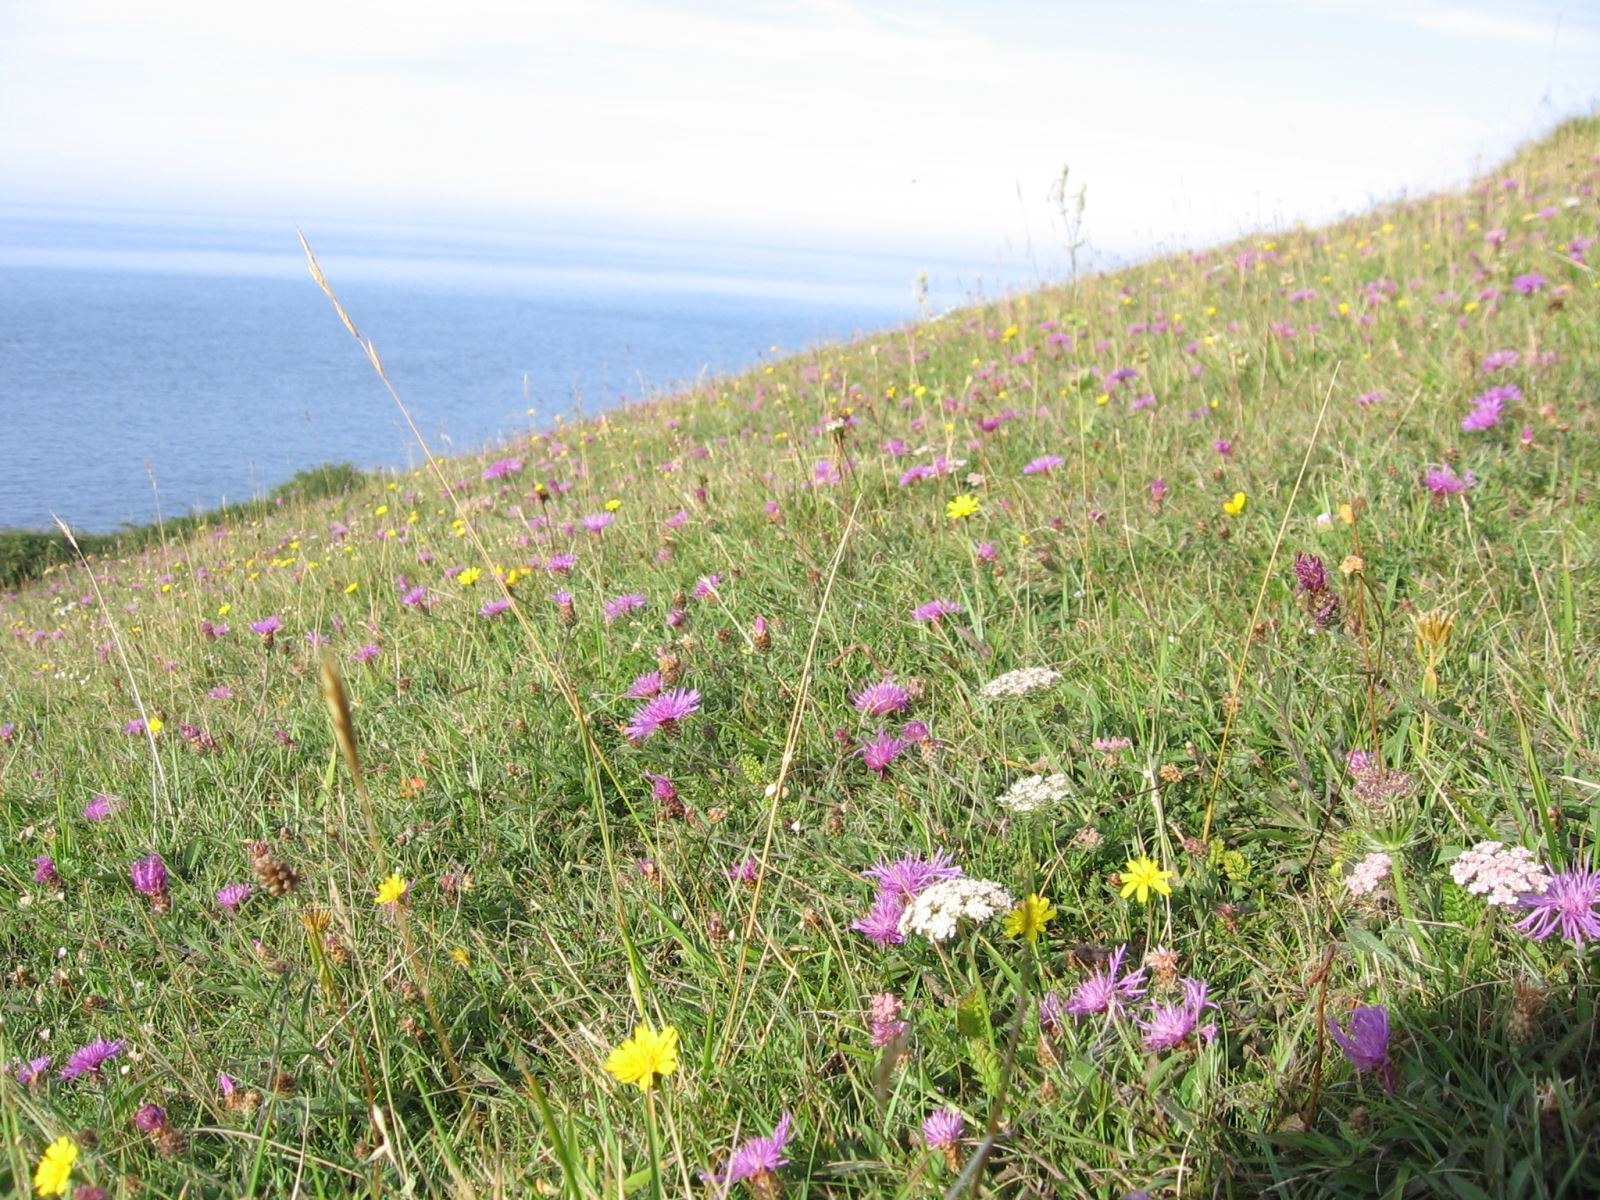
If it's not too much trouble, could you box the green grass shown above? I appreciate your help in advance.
[1,115,1598,1198]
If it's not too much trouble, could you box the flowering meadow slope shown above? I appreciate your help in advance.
[3,116,1599,1198]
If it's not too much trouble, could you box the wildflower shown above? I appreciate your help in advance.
[133,1103,169,1133]
[851,677,910,716]
[351,643,380,663]
[482,456,522,480]
[249,615,282,646]
[1063,944,1148,1017]
[1003,893,1057,943]
[751,615,771,651]
[851,890,909,947]
[1328,1004,1395,1090]
[946,494,980,520]
[869,993,907,1045]
[603,1022,679,1090]
[88,797,125,824]
[627,671,664,699]
[1093,736,1133,754]
[911,598,961,623]
[477,598,511,618]
[1120,856,1175,904]
[862,849,964,900]
[1481,350,1519,371]
[1450,841,1550,907]
[1150,477,1167,505]
[1511,272,1546,295]
[1461,384,1519,432]
[131,852,169,900]
[1512,863,1600,947]
[1293,551,1329,593]
[33,1136,78,1197]
[1424,465,1476,496]
[15,1056,51,1085]
[1222,491,1247,516]
[1023,455,1064,475]
[858,728,908,775]
[1139,977,1218,1050]
[900,877,1014,943]
[923,1108,965,1168]
[375,873,410,908]
[1344,852,1392,897]
[581,512,615,533]
[625,688,701,742]
[725,858,760,884]
[692,574,721,600]
[59,1038,124,1081]
[978,666,1061,698]
[33,855,60,886]
[216,882,254,910]
[701,1112,792,1195]
[603,593,648,624]
[996,773,1071,814]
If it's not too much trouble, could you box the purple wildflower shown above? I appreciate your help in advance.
[481,457,523,481]
[1038,991,1067,1034]
[1423,465,1476,496]
[249,615,282,638]
[581,512,615,533]
[33,855,60,886]
[862,850,964,900]
[131,853,168,897]
[1150,478,1167,505]
[1511,272,1546,295]
[858,729,908,775]
[625,688,701,742]
[692,574,721,600]
[627,671,664,699]
[0,722,15,741]
[1064,945,1149,1018]
[911,598,961,624]
[216,882,254,910]
[59,1038,124,1081]
[1293,552,1329,594]
[84,793,118,821]
[134,1103,169,1133]
[603,593,648,624]
[351,643,380,663]
[1139,977,1218,1051]
[1328,1004,1395,1091]
[1462,384,1519,432]
[922,1108,964,1149]
[1481,350,1519,372]
[646,773,677,804]
[701,1112,793,1195]
[851,891,909,947]
[725,858,760,884]
[1513,863,1600,947]
[478,598,512,618]
[851,677,910,716]
[1023,455,1064,475]
[15,1056,50,1085]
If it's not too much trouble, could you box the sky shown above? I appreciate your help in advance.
[1,0,1596,266]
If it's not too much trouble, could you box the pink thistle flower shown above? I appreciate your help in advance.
[603,593,648,624]
[700,1112,793,1196]
[1512,862,1600,947]
[1063,945,1148,1018]
[862,850,964,899]
[1139,977,1218,1051]
[1328,1004,1395,1091]
[1023,455,1064,475]
[851,677,910,716]
[851,891,908,946]
[911,598,961,623]
[922,1108,964,1149]
[627,671,664,699]
[83,793,119,821]
[216,882,254,910]
[59,1038,124,1081]
[858,728,908,775]
[625,688,701,742]
[131,852,168,897]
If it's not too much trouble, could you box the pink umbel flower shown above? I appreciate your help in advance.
[1344,852,1392,897]
[869,993,907,1046]
[1450,841,1550,907]
[625,688,701,742]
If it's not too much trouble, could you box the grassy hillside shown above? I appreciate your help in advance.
[2,115,1598,1198]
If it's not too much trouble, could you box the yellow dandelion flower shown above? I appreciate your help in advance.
[457,567,482,587]
[604,498,622,512]
[33,1136,78,1197]
[1002,893,1058,943]
[946,494,980,521]
[1119,856,1175,905]
[375,873,409,907]
[604,1022,680,1091]
[1222,492,1247,516]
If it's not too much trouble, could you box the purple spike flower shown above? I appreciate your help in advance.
[922,1108,964,1148]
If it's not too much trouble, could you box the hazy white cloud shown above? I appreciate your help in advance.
[1,0,1595,263]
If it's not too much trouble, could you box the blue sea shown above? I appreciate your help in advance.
[0,209,1025,533]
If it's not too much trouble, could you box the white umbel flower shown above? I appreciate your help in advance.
[996,773,1072,813]
[978,667,1063,699]
[899,878,1014,943]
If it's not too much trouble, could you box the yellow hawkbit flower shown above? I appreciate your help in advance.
[375,873,409,907]
[1120,856,1175,904]
[945,494,980,521]
[1222,491,1247,516]
[604,498,623,512]
[33,1136,78,1197]
[1003,893,1058,943]
[456,567,482,587]
[603,1022,680,1091]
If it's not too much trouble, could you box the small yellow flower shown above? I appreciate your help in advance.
[1222,491,1247,516]
[375,873,409,907]
[1001,323,1019,341]
[457,567,482,587]
[1119,856,1175,904]
[1003,893,1058,943]
[375,504,389,516]
[1338,502,1355,525]
[344,582,359,594]
[449,947,472,967]
[1094,392,1110,406]
[604,1021,680,1091]
[945,494,980,521]
[604,498,622,512]
[218,603,232,616]
[147,718,164,736]
[33,1136,78,1197]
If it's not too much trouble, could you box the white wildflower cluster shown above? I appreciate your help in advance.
[1343,851,1392,897]
[978,667,1063,699]
[996,773,1072,814]
[1450,841,1551,907]
[899,878,1014,943]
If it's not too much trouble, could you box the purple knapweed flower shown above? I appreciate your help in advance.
[625,688,701,742]
[581,512,615,533]
[1511,272,1546,295]
[0,722,16,742]
[692,574,721,600]
[216,882,254,910]
[14,1056,51,1085]
[59,1038,124,1081]
[1293,552,1329,593]
[1023,455,1064,475]
[922,1108,964,1149]
[1481,350,1519,372]
[1150,478,1167,505]
[700,1112,793,1195]
[1424,465,1476,496]
[478,598,512,618]
[351,643,380,663]
[858,729,908,775]
[851,890,909,947]
[863,850,964,900]
[603,593,648,624]
[84,793,118,821]
[1139,977,1218,1051]
[134,1103,169,1133]
[249,615,282,638]
[131,853,168,897]
[1513,863,1600,947]
[1328,1004,1395,1091]
[33,855,60,886]
[1462,384,1519,432]
[1063,945,1149,1018]
[725,858,760,884]
[851,677,910,717]
[481,457,523,481]
[911,598,961,623]
[627,671,664,699]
